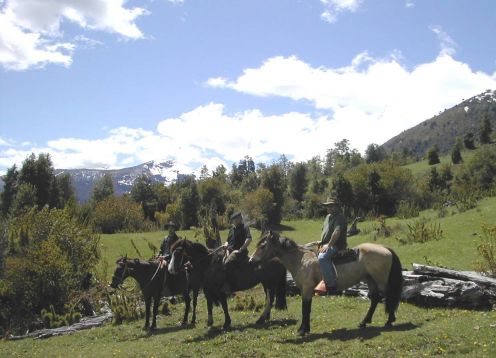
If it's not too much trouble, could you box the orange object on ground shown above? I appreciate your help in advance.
[314,280,327,296]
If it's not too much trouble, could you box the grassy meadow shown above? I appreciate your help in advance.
[1,197,496,357]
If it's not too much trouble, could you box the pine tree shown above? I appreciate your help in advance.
[480,114,492,144]
[427,145,440,165]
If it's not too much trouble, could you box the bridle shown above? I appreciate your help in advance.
[111,259,129,287]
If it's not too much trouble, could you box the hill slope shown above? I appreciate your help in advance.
[382,89,496,158]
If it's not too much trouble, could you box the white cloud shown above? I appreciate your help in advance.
[320,0,363,23]
[207,52,496,151]
[0,0,148,70]
[430,25,457,57]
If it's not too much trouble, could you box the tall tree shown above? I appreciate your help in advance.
[260,164,285,225]
[365,143,387,163]
[480,113,492,144]
[92,173,114,204]
[130,174,157,221]
[464,132,476,150]
[333,173,353,217]
[0,165,19,216]
[427,145,440,165]
[179,176,200,228]
[288,162,308,202]
[19,153,54,208]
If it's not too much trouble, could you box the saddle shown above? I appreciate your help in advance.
[331,248,359,265]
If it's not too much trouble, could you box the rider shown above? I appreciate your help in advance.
[222,211,252,293]
[315,197,348,296]
[157,221,180,298]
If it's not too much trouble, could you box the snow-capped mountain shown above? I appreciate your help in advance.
[56,160,179,202]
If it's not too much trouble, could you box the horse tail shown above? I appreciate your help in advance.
[385,248,403,315]
[274,267,287,310]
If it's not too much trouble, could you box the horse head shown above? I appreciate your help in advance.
[110,256,132,288]
[168,239,189,275]
[250,230,280,263]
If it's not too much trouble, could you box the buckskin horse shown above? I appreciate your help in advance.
[250,231,403,336]
[168,239,287,330]
[110,256,201,330]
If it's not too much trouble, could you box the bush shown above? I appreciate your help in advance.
[397,218,443,245]
[92,196,146,233]
[241,188,274,229]
[0,207,100,333]
[474,224,496,277]
[396,200,420,219]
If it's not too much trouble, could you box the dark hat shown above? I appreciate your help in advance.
[164,221,178,229]
[230,211,242,221]
[322,197,339,206]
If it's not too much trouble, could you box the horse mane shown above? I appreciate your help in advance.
[171,238,210,256]
[259,231,299,251]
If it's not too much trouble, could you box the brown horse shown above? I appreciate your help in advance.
[250,232,403,336]
[110,257,201,330]
[168,239,287,330]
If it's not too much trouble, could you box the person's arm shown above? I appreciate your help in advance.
[239,226,252,252]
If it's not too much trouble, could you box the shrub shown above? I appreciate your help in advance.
[0,207,100,333]
[241,188,274,229]
[396,200,420,219]
[474,224,496,277]
[92,196,145,233]
[397,218,443,245]
[107,290,144,325]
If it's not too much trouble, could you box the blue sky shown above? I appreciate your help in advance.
[1,0,495,175]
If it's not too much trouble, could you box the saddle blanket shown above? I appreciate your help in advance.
[331,248,359,265]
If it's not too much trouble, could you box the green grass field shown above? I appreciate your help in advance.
[1,197,496,357]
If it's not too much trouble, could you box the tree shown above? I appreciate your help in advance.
[91,174,114,204]
[427,145,440,165]
[260,164,285,226]
[241,188,274,229]
[365,143,386,164]
[480,114,492,144]
[19,153,55,208]
[288,162,308,202]
[451,144,463,164]
[130,174,157,221]
[464,132,476,150]
[333,173,353,217]
[179,177,200,229]
[0,165,19,216]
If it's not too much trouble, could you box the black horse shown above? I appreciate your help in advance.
[110,257,201,330]
[168,239,287,330]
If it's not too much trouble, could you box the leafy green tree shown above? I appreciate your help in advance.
[288,162,308,202]
[241,188,274,229]
[464,132,476,150]
[92,196,145,233]
[480,114,492,144]
[427,145,440,165]
[130,174,157,221]
[11,183,37,216]
[365,143,387,163]
[91,173,114,204]
[333,173,353,217]
[179,176,200,229]
[0,165,19,216]
[198,177,227,215]
[451,144,463,164]
[260,164,285,225]
[19,153,55,208]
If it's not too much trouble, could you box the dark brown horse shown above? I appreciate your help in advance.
[168,239,287,330]
[110,257,201,330]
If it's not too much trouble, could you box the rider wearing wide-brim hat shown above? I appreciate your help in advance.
[315,197,348,296]
[158,221,180,263]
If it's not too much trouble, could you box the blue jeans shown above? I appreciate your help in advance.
[318,247,337,287]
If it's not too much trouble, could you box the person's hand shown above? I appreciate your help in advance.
[158,255,165,262]
[319,244,329,253]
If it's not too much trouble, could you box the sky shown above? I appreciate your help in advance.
[1,0,496,176]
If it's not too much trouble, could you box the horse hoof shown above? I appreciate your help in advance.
[359,322,367,329]
[297,329,306,337]
[180,321,188,327]
[256,318,266,325]
[384,322,393,329]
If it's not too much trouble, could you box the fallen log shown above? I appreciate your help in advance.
[8,311,113,340]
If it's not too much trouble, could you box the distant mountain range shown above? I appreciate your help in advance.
[2,90,495,201]
[382,89,496,157]
[55,160,180,202]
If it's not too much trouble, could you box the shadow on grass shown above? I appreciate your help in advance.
[269,224,295,232]
[135,322,194,339]
[185,318,299,343]
[281,322,421,344]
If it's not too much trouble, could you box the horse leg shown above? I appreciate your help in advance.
[297,297,312,336]
[359,285,380,328]
[151,296,159,330]
[181,290,191,326]
[206,296,214,327]
[256,286,272,325]
[143,296,151,330]
[220,295,231,331]
[191,288,199,325]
